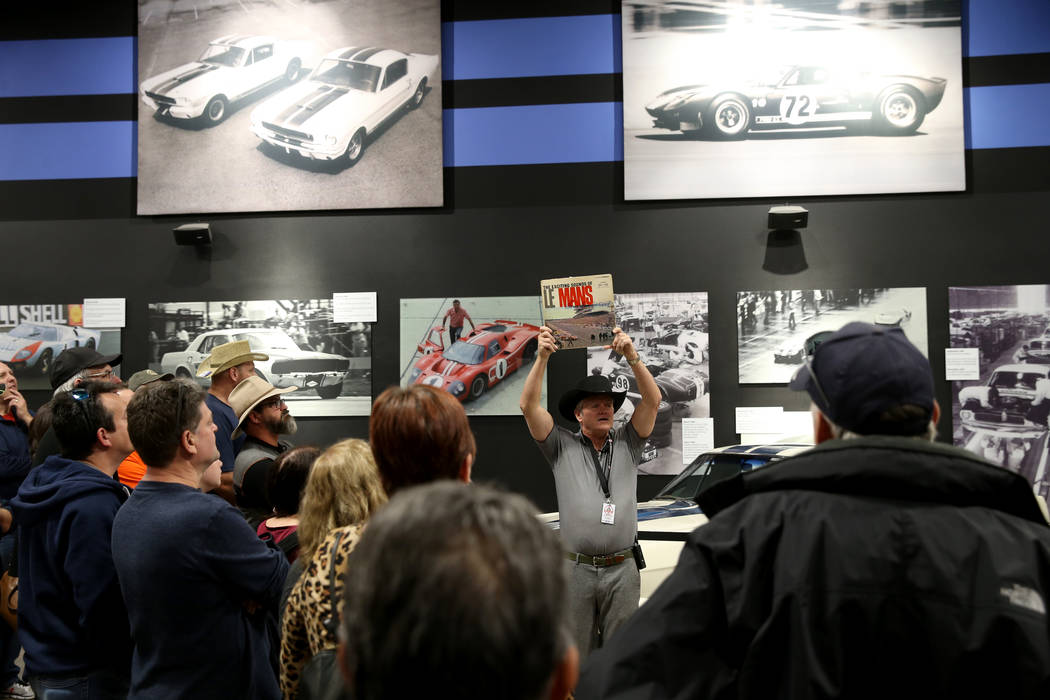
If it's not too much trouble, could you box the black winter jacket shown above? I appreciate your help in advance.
[577,437,1050,700]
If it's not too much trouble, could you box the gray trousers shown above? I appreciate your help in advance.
[566,557,640,659]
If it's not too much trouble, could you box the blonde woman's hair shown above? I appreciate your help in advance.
[297,438,387,562]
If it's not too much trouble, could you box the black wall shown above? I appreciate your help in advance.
[3,2,1049,511]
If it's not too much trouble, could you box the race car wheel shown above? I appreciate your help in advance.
[522,340,538,362]
[316,383,342,399]
[37,349,53,376]
[410,78,427,109]
[176,368,192,379]
[345,129,366,165]
[875,87,926,134]
[285,58,302,83]
[468,375,488,400]
[708,96,750,139]
[85,338,96,349]
[203,96,228,125]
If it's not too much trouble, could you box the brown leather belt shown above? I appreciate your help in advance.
[566,548,633,567]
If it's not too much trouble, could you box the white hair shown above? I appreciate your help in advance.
[52,370,88,397]
[812,403,938,443]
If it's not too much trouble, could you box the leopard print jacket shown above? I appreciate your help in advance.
[280,523,365,700]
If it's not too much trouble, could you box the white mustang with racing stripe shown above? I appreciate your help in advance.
[249,46,439,164]
[140,35,309,124]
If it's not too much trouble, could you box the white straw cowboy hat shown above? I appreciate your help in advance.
[229,375,296,438]
[196,340,269,378]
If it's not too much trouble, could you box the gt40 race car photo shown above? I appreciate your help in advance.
[409,321,540,402]
[0,323,102,376]
[645,65,946,139]
[160,327,356,399]
[249,46,439,165]
[140,35,311,125]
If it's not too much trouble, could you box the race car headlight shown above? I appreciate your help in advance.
[324,135,338,146]
[409,368,422,382]
[960,410,974,421]
[12,348,32,361]
[449,381,466,396]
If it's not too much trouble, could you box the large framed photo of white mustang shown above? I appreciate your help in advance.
[622,1,965,200]
[137,0,442,214]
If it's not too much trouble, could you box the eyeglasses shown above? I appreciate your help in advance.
[258,397,286,411]
[69,387,95,437]
[83,368,114,381]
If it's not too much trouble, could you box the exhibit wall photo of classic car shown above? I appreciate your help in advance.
[148,299,372,418]
[0,303,122,391]
[950,285,1050,499]
[400,296,547,417]
[137,0,443,215]
[622,0,965,200]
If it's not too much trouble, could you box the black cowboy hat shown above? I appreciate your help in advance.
[557,374,627,423]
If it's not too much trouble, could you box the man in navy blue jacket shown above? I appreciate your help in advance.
[9,380,134,698]
[113,379,288,700]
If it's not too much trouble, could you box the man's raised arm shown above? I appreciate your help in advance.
[609,328,661,439]
[519,326,557,441]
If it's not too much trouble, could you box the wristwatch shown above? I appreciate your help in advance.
[627,355,641,366]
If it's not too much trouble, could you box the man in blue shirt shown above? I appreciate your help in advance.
[195,340,267,504]
[114,379,288,700]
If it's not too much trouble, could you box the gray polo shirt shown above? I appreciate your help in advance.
[536,422,645,556]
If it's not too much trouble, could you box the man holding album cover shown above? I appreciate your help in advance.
[520,325,660,659]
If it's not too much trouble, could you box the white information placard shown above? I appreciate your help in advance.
[82,298,126,328]
[741,410,814,445]
[735,406,783,435]
[682,417,714,464]
[945,348,980,381]
[333,292,377,323]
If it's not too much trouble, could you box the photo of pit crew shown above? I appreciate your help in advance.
[0,303,121,391]
[950,284,1050,498]
[738,287,928,384]
[400,296,546,416]
[587,292,709,476]
[621,0,964,200]
[137,0,442,215]
[148,298,371,417]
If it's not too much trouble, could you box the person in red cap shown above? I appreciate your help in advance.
[520,325,661,660]
[578,322,1050,700]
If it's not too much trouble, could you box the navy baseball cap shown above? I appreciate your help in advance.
[788,322,934,435]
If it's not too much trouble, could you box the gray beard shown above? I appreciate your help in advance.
[266,413,298,436]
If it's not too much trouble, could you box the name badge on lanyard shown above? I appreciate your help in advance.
[601,500,616,525]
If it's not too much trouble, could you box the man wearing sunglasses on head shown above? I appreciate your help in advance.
[578,322,1050,700]
[10,381,135,699]
[230,376,297,527]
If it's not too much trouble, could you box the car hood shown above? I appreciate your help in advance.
[540,498,703,531]
[264,349,347,362]
[141,62,225,97]
[0,334,35,353]
[417,357,477,378]
[252,80,380,133]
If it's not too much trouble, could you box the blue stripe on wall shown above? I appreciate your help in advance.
[0,122,135,180]
[966,83,1050,149]
[444,102,623,167]
[0,38,136,97]
[966,1,1050,57]
[442,15,620,80]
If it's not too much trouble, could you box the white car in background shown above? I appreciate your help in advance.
[160,327,355,399]
[0,323,102,376]
[540,443,811,599]
[140,35,310,124]
[249,46,440,164]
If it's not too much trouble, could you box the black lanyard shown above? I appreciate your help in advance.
[582,435,614,500]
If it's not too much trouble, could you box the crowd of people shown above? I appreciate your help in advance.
[0,321,1047,700]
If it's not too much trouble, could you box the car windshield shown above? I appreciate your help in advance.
[657,452,777,501]
[311,59,381,92]
[990,372,1045,390]
[232,331,300,352]
[443,341,484,365]
[199,44,246,67]
[8,324,46,339]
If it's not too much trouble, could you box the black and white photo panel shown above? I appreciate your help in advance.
[587,292,709,476]
[737,287,928,384]
[137,0,442,214]
[949,284,1050,499]
[148,299,371,417]
[622,1,965,200]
